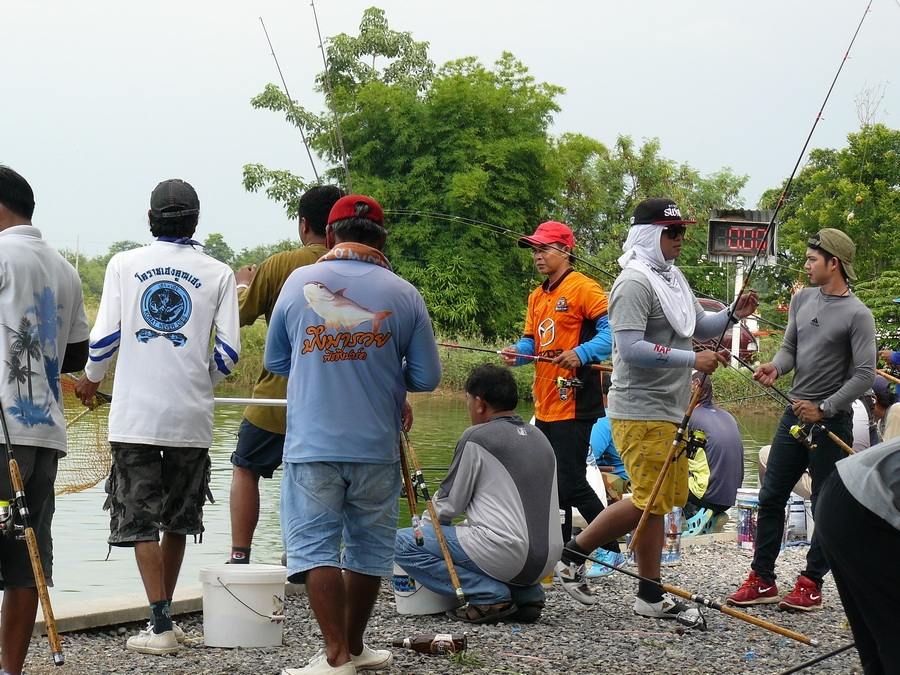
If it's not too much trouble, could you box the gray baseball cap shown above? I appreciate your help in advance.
[808,228,856,282]
[150,179,199,219]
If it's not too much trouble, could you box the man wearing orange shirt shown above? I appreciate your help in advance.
[502,221,612,604]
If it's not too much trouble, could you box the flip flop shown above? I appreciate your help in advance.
[446,602,519,624]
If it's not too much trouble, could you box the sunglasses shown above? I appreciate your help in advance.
[663,225,687,240]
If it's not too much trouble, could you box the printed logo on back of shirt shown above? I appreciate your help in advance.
[301,282,393,362]
[136,281,192,348]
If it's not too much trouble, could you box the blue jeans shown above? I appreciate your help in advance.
[282,461,400,578]
[394,524,544,606]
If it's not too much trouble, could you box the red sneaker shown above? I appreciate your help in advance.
[726,571,780,606]
[779,575,822,611]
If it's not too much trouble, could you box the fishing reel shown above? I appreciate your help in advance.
[0,500,19,539]
[684,429,706,460]
[789,424,817,451]
[556,376,583,402]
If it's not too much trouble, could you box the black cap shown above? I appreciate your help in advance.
[630,198,697,226]
[150,179,200,219]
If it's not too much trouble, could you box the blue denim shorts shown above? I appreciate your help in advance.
[281,461,400,578]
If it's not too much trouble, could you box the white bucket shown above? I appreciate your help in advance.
[392,564,460,615]
[199,563,287,648]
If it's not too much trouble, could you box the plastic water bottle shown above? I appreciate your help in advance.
[661,507,682,566]
[392,633,467,654]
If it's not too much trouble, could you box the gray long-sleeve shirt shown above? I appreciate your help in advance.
[429,415,563,586]
[771,287,876,417]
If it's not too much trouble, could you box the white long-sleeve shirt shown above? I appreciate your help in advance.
[85,240,240,447]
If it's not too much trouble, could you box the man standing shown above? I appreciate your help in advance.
[560,198,757,624]
[0,167,89,675]
[729,228,875,611]
[395,364,562,625]
[76,179,240,654]
[228,185,342,565]
[267,195,441,675]
[501,221,613,600]
[685,372,744,519]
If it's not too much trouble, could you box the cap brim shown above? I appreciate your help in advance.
[517,235,573,249]
[842,261,857,282]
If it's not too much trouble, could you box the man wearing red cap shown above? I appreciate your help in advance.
[266,195,441,675]
[502,220,614,604]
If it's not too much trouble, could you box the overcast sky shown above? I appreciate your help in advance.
[3,0,896,256]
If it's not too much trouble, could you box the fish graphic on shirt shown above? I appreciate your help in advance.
[303,282,392,333]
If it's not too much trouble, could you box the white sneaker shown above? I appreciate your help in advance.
[125,627,180,655]
[633,595,704,628]
[554,561,598,606]
[144,620,185,643]
[351,644,393,671]
[282,649,357,674]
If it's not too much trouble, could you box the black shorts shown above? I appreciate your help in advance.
[230,419,285,479]
[0,446,57,589]
[105,443,210,546]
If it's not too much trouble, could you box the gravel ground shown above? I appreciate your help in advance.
[21,542,860,674]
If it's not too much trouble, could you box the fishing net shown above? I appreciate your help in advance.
[59,376,111,496]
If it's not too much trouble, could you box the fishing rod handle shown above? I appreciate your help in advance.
[661,583,814,645]
[825,430,854,455]
[24,525,65,662]
[627,389,701,552]
[424,500,465,602]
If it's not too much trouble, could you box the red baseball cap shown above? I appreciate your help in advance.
[327,195,384,227]
[517,221,575,249]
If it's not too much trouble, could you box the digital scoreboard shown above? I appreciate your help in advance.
[707,209,776,259]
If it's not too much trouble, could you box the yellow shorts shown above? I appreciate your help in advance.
[611,419,687,516]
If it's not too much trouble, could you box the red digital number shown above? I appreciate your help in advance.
[727,226,766,252]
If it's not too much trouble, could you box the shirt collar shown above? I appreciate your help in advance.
[0,224,42,239]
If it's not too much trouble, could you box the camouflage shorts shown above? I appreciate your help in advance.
[105,443,211,546]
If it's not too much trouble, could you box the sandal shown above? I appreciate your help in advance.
[446,602,519,624]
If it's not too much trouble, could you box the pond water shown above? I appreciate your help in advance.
[44,393,778,607]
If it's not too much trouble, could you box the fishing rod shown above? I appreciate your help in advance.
[0,396,64,666]
[629,0,872,550]
[564,546,817,646]
[259,16,320,184]
[723,351,854,455]
[778,642,856,674]
[402,430,465,603]
[877,368,900,385]
[386,208,787,332]
[398,431,424,546]
[310,0,352,191]
[437,341,612,372]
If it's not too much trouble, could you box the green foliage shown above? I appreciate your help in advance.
[549,134,748,302]
[760,123,900,321]
[856,271,900,343]
[202,233,234,265]
[231,239,297,269]
[436,341,534,402]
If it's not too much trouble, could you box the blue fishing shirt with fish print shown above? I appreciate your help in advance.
[266,257,441,464]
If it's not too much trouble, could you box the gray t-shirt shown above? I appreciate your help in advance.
[430,415,563,586]
[606,268,705,423]
[771,287,876,417]
[836,437,900,530]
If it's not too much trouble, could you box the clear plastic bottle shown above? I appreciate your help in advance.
[661,506,682,566]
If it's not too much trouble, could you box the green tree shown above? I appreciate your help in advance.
[760,123,900,280]
[549,134,747,302]
[202,233,234,265]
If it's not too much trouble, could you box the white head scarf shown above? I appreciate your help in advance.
[617,224,696,337]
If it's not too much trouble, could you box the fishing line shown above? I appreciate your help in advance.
[259,17,320,184]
